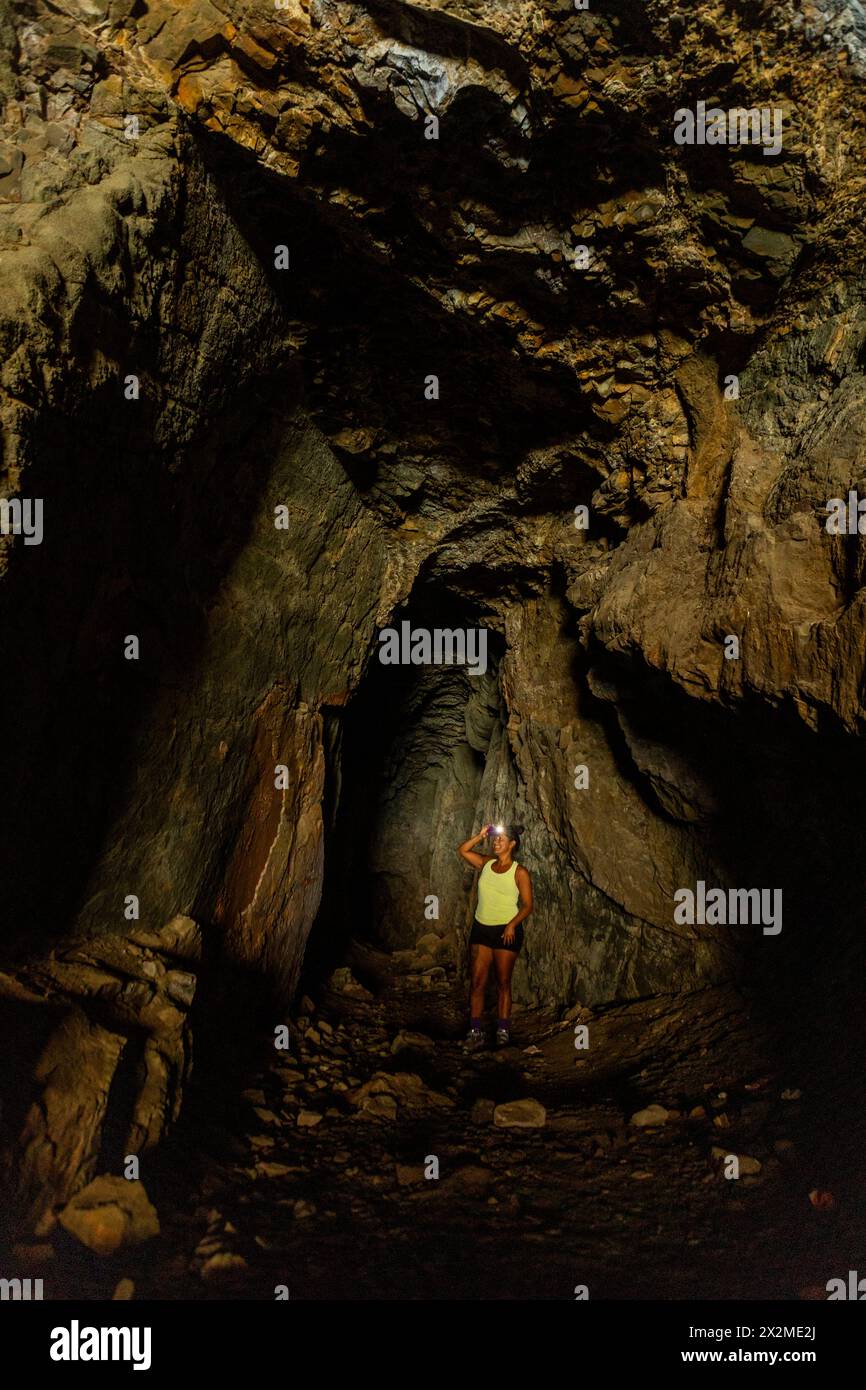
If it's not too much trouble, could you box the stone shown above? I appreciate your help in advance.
[738,1156,762,1176]
[326,968,373,998]
[348,1072,454,1116]
[276,1069,304,1085]
[390,1029,436,1056]
[493,1099,547,1129]
[156,916,203,962]
[629,1104,669,1127]
[255,1161,296,1178]
[57,1176,160,1255]
[200,1252,248,1283]
[356,1094,398,1121]
[297,1110,323,1127]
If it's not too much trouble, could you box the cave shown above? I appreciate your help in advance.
[2,0,866,1321]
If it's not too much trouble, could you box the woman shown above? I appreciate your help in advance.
[456,822,533,1050]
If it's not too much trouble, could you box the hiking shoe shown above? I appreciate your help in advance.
[463,1028,485,1053]
[495,1028,511,1048]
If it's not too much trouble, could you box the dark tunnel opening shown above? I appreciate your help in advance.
[303,587,507,994]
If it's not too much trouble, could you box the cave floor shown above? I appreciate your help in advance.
[46,948,864,1302]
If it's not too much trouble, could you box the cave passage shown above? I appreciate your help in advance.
[306,585,506,976]
[16,624,866,1303]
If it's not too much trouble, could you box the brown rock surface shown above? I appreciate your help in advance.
[1,0,866,1250]
[57,1174,160,1255]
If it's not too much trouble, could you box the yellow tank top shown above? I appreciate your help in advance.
[476,859,519,925]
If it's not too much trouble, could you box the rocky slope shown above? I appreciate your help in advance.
[2,0,866,1245]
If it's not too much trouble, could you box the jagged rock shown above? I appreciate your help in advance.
[326,968,374,999]
[296,1110,323,1128]
[252,1108,279,1126]
[390,1029,436,1056]
[356,1094,398,1122]
[255,1161,296,1179]
[415,933,444,958]
[348,1072,454,1116]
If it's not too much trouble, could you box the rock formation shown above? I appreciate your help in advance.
[1,0,865,1276]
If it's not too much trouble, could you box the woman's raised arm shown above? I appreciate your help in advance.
[457,827,492,870]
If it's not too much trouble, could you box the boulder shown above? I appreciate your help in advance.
[58,1176,159,1255]
[493,1099,547,1129]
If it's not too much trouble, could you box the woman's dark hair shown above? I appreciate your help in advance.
[508,823,525,853]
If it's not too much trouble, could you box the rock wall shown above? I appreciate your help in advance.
[2,0,866,1234]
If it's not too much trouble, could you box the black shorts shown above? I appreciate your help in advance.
[469,919,524,953]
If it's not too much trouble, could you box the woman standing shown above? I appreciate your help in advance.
[457,823,533,1050]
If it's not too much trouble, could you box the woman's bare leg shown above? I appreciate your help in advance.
[470,944,493,1018]
[493,949,517,1021]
